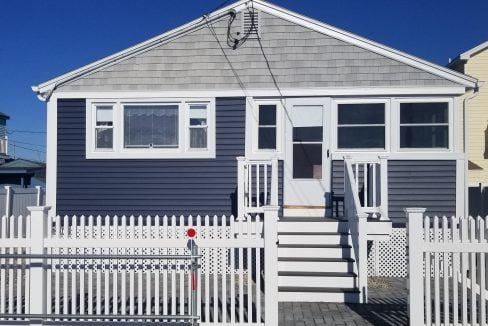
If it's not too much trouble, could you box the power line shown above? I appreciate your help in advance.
[9,139,46,148]
[7,130,46,135]
[9,143,46,154]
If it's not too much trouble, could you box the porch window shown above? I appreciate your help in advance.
[95,105,113,150]
[400,102,448,149]
[123,105,178,148]
[337,103,385,149]
[189,104,208,149]
[258,104,277,150]
[292,105,323,179]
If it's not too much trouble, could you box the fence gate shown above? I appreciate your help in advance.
[0,206,279,325]
[406,208,488,326]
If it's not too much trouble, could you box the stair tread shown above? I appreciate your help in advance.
[279,286,360,293]
[279,271,357,277]
[279,244,352,248]
[278,232,350,236]
[278,257,355,262]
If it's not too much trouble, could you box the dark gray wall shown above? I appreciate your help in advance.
[57,97,252,216]
[331,160,457,224]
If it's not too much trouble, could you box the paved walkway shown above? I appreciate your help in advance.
[279,278,408,326]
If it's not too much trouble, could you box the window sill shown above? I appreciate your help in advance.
[86,149,216,160]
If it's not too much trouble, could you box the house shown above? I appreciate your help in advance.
[32,0,478,303]
[449,41,488,216]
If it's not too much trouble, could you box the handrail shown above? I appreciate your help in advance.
[344,157,369,303]
[237,157,278,219]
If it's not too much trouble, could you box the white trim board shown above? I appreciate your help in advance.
[51,86,468,100]
[32,0,477,100]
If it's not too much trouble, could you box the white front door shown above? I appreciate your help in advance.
[283,98,330,217]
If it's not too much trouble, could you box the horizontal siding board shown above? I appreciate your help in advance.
[57,97,287,216]
[331,160,457,224]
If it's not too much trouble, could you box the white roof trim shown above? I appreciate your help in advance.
[460,41,488,60]
[32,0,477,100]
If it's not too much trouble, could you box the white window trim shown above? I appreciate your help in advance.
[331,98,391,153]
[92,103,116,153]
[86,98,216,159]
[246,98,285,160]
[392,97,454,152]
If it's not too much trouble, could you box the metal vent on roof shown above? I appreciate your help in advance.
[242,10,259,39]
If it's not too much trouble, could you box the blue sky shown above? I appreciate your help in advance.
[1,0,487,161]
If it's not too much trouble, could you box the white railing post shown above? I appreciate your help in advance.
[4,186,11,217]
[379,156,389,221]
[270,158,278,206]
[35,186,42,206]
[405,207,426,326]
[263,205,279,326]
[27,205,51,323]
[357,212,368,303]
[237,157,246,220]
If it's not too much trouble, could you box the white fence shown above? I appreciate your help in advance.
[0,206,279,325]
[237,157,278,219]
[407,208,488,326]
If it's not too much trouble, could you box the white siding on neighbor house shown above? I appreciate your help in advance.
[57,11,460,92]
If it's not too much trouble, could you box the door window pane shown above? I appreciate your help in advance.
[293,127,323,142]
[337,103,385,149]
[399,102,449,149]
[124,105,178,148]
[258,104,277,150]
[293,144,322,179]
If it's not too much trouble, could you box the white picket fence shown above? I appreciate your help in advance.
[0,205,279,325]
[407,208,488,326]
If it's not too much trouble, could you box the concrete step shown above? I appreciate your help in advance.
[278,244,352,259]
[278,257,355,273]
[278,286,360,303]
[278,221,350,233]
[278,271,357,288]
[278,232,350,245]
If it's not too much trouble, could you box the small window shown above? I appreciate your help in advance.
[258,105,277,150]
[189,104,208,149]
[124,105,178,148]
[292,105,323,179]
[337,103,385,149]
[95,106,113,150]
[400,102,448,149]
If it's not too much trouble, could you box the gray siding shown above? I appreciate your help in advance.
[57,11,458,92]
[331,160,457,224]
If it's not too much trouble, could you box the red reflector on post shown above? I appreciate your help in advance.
[186,228,196,238]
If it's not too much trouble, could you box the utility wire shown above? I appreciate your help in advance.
[9,139,46,148]
[7,130,46,135]
[9,143,46,154]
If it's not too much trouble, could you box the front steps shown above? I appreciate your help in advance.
[277,218,360,303]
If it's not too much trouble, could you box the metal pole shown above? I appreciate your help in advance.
[190,240,199,326]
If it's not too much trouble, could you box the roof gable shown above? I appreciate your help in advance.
[33,0,477,99]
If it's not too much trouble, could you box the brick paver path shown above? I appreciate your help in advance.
[279,278,408,326]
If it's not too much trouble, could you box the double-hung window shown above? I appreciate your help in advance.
[258,104,277,150]
[95,105,114,150]
[399,102,449,149]
[337,103,386,149]
[188,104,208,149]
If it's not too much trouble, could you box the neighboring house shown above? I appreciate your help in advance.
[449,41,488,216]
[32,0,478,302]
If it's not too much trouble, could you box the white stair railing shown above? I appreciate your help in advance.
[237,157,278,219]
[346,156,388,220]
[344,158,369,303]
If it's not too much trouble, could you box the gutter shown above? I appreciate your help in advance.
[463,81,483,217]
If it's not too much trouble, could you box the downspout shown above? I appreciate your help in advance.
[463,82,481,217]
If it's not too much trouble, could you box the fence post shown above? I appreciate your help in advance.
[35,186,42,206]
[27,205,51,323]
[4,186,11,217]
[405,207,426,326]
[379,156,388,220]
[237,157,246,220]
[263,205,279,326]
[357,212,368,303]
[270,158,278,206]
